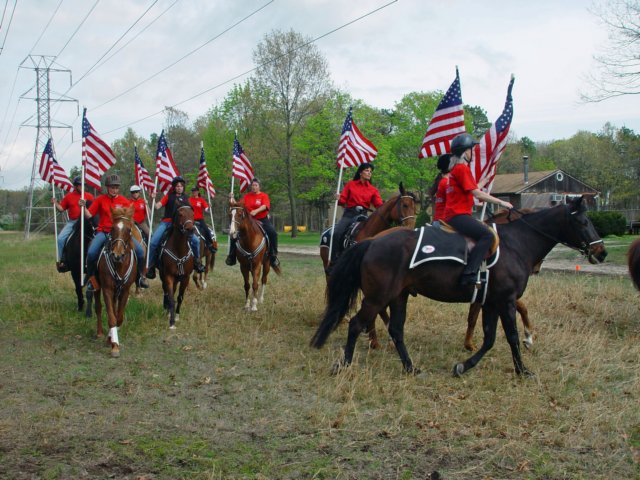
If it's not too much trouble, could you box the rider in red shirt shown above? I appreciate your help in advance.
[444,134,513,286]
[129,185,149,241]
[226,177,279,267]
[430,154,452,225]
[331,162,383,262]
[189,186,217,254]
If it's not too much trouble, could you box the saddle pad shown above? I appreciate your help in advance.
[320,227,332,248]
[409,225,467,269]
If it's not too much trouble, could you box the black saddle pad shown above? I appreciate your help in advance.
[409,225,468,269]
[319,216,367,249]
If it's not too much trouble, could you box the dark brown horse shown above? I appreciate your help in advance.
[192,229,217,290]
[159,205,196,329]
[311,196,607,377]
[627,238,640,290]
[322,183,417,348]
[229,200,280,311]
[89,206,140,358]
[63,216,97,313]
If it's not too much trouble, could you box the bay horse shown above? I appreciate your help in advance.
[627,238,640,290]
[229,200,281,311]
[192,228,217,290]
[87,206,140,358]
[63,216,97,313]
[311,196,607,377]
[321,183,417,348]
[159,205,196,329]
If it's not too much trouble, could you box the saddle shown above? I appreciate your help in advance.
[320,215,368,250]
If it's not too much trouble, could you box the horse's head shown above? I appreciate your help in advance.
[564,196,607,264]
[173,205,195,236]
[109,206,134,262]
[228,201,247,239]
[392,182,417,228]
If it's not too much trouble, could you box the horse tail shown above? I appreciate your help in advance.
[310,240,372,348]
[628,239,640,290]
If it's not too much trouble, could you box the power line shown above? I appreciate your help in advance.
[0,0,17,55]
[102,0,398,135]
[0,0,9,32]
[55,0,100,59]
[28,0,65,55]
[93,0,274,111]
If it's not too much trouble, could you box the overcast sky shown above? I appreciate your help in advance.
[0,0,637,190]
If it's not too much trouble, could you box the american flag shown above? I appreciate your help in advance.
[232,135,253,193]
[134,145,154,193]
[82,108,117,190]
[418,68,466,159]
[155,130,180,193]
[470,75,515,191]
[336,107,378,168]
[197,146,216,198]
[39,138,73,192]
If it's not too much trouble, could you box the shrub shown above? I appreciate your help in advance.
[587,211,627,237]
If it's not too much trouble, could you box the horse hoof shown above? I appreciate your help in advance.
[202,282,207,289]
[330,362,349,376]
[175,314,179,322]
[169,324,176,330]
[452,363,465,377]
[523,337,533,350]
[518,368,535,378]
[406,366,421,375]
[111,346,120,358]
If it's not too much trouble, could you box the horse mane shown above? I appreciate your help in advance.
[111,206,134,221]
[487,207,536,224]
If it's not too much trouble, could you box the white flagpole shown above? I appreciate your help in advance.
[80,165,86,274]
[146,175,160,269]
[327,161,345,262]
[202,141,216,239]
[52,182,59,261]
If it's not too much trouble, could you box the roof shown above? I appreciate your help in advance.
[491,170,557,194]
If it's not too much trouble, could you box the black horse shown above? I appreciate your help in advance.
[311,196,607,377]
[627,238,640,290]
[63,217,97,313]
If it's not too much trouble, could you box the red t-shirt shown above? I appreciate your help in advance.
[443,163,477,221]
[130,197,147,224]
[189,197,209,221]
[60,190,94,220]
[339,180,383,210]
[243,191,270,220]
[88,194,131,232]
[433,176,448,222]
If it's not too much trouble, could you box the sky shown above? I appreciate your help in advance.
[0,0,637,190]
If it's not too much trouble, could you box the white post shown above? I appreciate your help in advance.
[327,163,345,262]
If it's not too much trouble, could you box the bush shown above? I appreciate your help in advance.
[587,211,627,237]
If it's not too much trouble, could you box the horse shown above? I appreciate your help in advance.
[229,200,281,311]
[321,183,417,348]
[87,206,140,358]
[62,216,97,313]
[627,238,640,290]
[311,196,607,377]
[159,205,196,329]
[192,227,217,290]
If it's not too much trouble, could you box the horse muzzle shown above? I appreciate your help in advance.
[587,241,607,264]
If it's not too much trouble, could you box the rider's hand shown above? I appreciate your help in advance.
[78,198,86,207]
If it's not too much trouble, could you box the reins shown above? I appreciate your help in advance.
[102,215,135,296]
[368,194,416,228]
[229,205,267,268]
[161,205,195,276]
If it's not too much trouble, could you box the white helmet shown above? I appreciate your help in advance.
[130,185,142,193]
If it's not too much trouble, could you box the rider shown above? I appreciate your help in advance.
[429,154,452,227]
[146,176,204,279]
[52,176,94,272]
[331,162,383,262]
[80,174,149,290]
[189,186,217,254]
[226,177,280,268]
[444,133,513,286]
[129,185,149,242]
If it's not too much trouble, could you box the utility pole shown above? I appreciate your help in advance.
[22,55,77,239]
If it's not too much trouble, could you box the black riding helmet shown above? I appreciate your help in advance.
[105,174,121,186]
[73,176,82,186]
[172,176,186,187]
[450,133,479,157]
[436,154,452,174]
[353,162,374,181]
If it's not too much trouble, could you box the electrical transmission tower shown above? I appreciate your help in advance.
[22,55,77,239]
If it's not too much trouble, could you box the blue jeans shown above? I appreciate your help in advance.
[57,220,78,261]
[86,231,145,276]
[148,222,199,266]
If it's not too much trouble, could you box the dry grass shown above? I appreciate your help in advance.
[0,233,638,479]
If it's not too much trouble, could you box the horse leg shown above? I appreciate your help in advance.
[241,265,251,311]
[499,301,533,377]
[71,269,84,312]
[336,298,380,374]
[367,308,390,350]
[453,303,500,377]
[116,289,131,328]
[464,302,482,351]
[102,288,121,358]
[259,263,269,304]
[387,293,418,374]
[516,299,534,349]
[94,287,104,338]
[164,278,176,329]
[85,285,94,319]
[251,266,261,311]
[175,277,190,322]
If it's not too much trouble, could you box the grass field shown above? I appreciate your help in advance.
[0,232,638,479]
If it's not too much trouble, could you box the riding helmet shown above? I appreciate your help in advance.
[105,174,121,186]
[130,185,142,193]
[436,154,452,174]
[191,186,200,192]
[450,133,479,157]
[172,176,186,187]
[72,176,82,186]
[353,162,375,181]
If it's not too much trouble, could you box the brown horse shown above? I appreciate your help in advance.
[159,205,195,328]
[229,200,280,311]
[90,206,140,358]
[312,197,607,377]
[627,238,640,290]
[192,230,217,290]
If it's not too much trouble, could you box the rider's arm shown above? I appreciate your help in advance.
[471,189,513,209]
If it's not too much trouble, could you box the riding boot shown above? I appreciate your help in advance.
[208,241,218,254]
[225,241,237,266]
[56,261,69,273]
[137,261,149,288]
[194,257,205,273]
[270,250,280,268]
[145,263,156,279]
[85,262,98,292]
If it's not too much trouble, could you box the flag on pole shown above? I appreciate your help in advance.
[197,146,216,198]
[134,146,155,193]
[336,106,378,168]
[39,138,73,192]
[82,108,117,189]
[232,135,254,193]
[418,68,466,158]
[470,75,515,190]
[154,130,180,193]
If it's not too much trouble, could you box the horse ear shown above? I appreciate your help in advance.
[399,182,405,195]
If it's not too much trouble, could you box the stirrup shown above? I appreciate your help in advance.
[225,255,236,266]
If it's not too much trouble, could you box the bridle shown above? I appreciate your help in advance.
[369,194,416,228]
[229,205,267,264]
[101,215,135,296]
[161,205,195,276]
[173,205,195,234]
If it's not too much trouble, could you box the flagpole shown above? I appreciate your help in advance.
[202,141,217,239]
[52,182,59,261]
[80,164,86,276]
[146,175,160,270]
[327,161,345,262]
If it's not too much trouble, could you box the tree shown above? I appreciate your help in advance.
[252,29,332,237]
[582,0,640,101]
[110,128,153,190]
